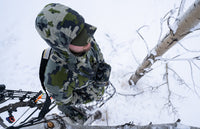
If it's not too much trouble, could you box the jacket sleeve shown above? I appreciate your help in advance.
[93,41,111,86]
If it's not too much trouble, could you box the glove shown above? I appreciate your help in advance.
[95,63,111,86]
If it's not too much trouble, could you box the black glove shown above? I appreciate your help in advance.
[95,63,111,86]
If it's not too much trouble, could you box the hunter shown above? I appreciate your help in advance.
[35,3,111,124]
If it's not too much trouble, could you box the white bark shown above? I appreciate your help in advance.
[129,0,200,85]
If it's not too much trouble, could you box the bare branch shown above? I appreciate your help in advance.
[156,56,200,62]
[178,42,200,52]
[167,16,177,35]
[163,63,177,115]
[158,7,179,43]
[168,66,192,90]
[191,60,200,70]
[165,63,169,87]
[116,91,144,97]
[129,0,200,85]
[187,61,200,97]
[149,82,167,92]
[117,82,166,97]
[136,25,150,55]
[163,100,178,116]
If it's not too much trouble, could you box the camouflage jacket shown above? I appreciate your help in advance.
[35,3,111,105]
[44,38,111,105]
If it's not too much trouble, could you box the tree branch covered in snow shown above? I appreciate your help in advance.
[136,25,150,55]
[129,0,200,85]
[155,56,200,97]
[188,61,200,97]
[163,63,178,115]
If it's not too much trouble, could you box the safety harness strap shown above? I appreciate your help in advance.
[38,48,52,119]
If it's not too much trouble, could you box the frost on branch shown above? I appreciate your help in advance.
[129,0,200,85]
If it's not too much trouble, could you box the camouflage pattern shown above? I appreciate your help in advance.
[44,41,111,105]
[35,3,111,123]
[35,3,86,54]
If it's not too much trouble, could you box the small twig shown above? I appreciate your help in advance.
[187,61,200,97]
[116,91,144,97]
[158,11,171,43]
[136,25,150,55]
[164,100,178,116]
[165,63,170,89]
[158,7,179,43]
[156,56,200,62]
[167,16,176,35]
[117,82,166,97]
[168,67,192,91]
[163,64,178,115]
[165,64,177,115]
[191,60,200,71]
[178,42,200,53]
[147,82,167,92]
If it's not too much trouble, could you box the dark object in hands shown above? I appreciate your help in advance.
[95,63,111,86]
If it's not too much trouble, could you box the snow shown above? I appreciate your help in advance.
[1,0,200,128]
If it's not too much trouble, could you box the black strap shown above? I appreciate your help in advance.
[38,94,51,119]
[38,48,52,119]
[6,49,53,129]
[39,48,51,94]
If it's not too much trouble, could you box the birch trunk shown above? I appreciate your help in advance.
[129,0,200,85]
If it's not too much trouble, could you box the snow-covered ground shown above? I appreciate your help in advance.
[1,0,200,128]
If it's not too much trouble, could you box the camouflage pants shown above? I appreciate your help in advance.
[58,104,87,124]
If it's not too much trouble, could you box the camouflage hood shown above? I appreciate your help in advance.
[35,3,96,54]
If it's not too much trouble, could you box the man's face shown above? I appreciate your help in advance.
[69,42,91,55]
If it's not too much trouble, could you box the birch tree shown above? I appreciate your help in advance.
[129,0,200,85]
